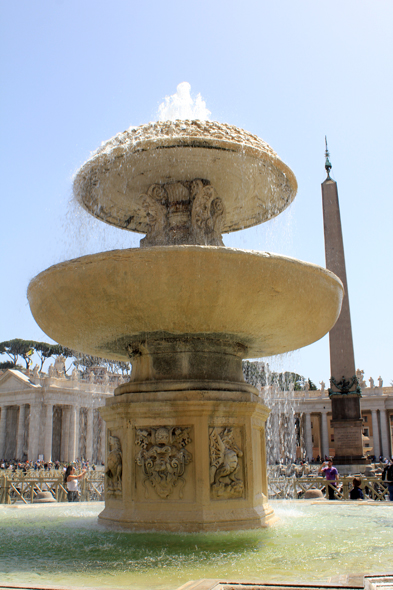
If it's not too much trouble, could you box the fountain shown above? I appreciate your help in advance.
[27,118,343,531]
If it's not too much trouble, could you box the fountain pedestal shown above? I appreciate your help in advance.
[99,390,274,531]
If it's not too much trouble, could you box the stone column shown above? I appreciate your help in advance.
[379,409,391,459]
[371,409,381,459]
[86,407,94,462]
[28,403,40,461]
[320,411,330,459]
[304,411,313,461]
[0,406,7,459]
[16,404,26,459]
[44,404,53,462]
[61,407,70,462]
[68,406,79,462]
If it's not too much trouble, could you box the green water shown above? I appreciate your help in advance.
[0,501,392,589]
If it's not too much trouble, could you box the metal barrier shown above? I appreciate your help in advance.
[0,472,390,503]
[0,471,105,504]
[268,476,390,501]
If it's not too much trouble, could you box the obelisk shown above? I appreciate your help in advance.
[321,139,365,464]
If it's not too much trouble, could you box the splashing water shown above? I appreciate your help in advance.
[243,359,300,466]
[157,82,211,121]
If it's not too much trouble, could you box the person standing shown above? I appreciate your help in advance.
[382,459,393,501]
[64,464,86,502]
[319,457,339,500]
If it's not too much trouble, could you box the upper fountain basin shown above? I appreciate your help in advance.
[73,120,297,234]
[27,246,343,361]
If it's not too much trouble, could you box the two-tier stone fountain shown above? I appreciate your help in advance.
[28,119,343,531]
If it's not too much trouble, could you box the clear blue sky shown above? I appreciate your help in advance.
[1,0,392,386]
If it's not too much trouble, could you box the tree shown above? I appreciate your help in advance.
[33,341,73,372]
[72,352,131,375]
[0,339,35,369]
[307,378,317,391]
[0,361,22,370]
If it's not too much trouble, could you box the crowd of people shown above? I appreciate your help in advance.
[318,456,393,501]
[0,458,102,473]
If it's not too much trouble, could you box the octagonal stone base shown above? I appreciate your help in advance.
[98,390,275,532]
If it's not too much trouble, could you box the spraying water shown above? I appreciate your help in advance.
[157,82,211,121]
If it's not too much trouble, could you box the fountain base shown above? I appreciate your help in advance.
[99,390,275,532]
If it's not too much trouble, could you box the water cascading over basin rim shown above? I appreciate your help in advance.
[73,120,298,234]
[27,245,344,362]
[27,114,345,532]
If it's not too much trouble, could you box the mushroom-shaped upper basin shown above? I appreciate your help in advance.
[27,246,343,362]
[73,120,297,234]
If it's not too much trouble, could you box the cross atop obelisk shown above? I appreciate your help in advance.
[321,140,365,464]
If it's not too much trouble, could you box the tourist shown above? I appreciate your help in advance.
[382,459,393,501]
[64,464,86,502]
[318,457,339,500]
[349,477,364,500]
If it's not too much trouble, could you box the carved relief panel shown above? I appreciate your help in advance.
[140,180,225,247]
[209,426,244,500]
[105,432,122,497]
[135,426,192,499]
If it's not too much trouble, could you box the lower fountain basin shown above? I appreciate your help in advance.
[0,501,391,589]
[27,246,343,362]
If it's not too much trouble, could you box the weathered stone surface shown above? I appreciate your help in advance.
[303,488,323,499]
[73,120,297,235]
[27,246,343,363]
[98,390,275,531]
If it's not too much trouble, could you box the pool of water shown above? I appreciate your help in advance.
[0,501,392,589]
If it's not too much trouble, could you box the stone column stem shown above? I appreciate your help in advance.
[320,411,330,459]
[28,404,40,461]
[304,412,313,461]
[379,409,391,459]
[68,406,78,462]
[44,404,53,463]
[16,405,26,460]
[371,409,381,459]
[0,406,7,459]
[86,407,94,462]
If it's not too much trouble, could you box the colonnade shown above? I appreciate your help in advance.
[0,402,106,463]
[301,405,392,461]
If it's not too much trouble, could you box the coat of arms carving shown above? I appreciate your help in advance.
[209,427,244,499]
[135,426,192,499]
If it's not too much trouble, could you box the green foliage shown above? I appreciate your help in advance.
[0,361,20,370]
[72,352,131,375]
[0,339,35,369]
[308,378,317,390]
[242,361,306,390]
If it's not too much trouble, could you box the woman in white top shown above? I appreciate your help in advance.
[64,465,86,502]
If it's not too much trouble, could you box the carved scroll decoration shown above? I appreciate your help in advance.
[105,434,122,496]
[140,184,169,247]
[135,426,192,499]
[139,180,225,247]
[191,180,225,246]
[209,427,244,499]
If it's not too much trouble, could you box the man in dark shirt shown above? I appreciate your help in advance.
[349,477,364,500]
